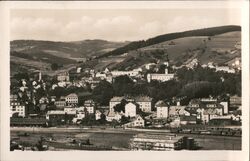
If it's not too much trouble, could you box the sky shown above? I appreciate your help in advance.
[10,9,241,42]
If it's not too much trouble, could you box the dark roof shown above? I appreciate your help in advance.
[180,116,197,121]
[10,118,47,125]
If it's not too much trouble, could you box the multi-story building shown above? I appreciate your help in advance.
[84,100,95,114]
[65,93,78,105]
[10,94,26,118]
[135,96,152,112]
[10,100,26,118]
[147,68,174,83]
[156,100,169,118]
[111,68,141,77]
[125,102,137,117]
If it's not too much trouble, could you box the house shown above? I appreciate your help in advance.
[55,100,66,108]
[123,115,145,128]
[106,111,123,122]
[65,93,78,105]
[39,97,49,104]
[10,100,26,118]
[198,107,223,124]
[84,100,95,114]
[95,110,102,120]
[156,100,169,118]
[169,106,190,117]
[57,72,70,82]
[135,96,152,112]
[125,102,137,117]
[84,99,96,107]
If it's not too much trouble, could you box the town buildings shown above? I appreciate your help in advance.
[109,96,152,113]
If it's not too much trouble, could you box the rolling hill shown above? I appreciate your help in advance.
[10,25,241,75]
[10,39,129,75]
[95,26,241,70]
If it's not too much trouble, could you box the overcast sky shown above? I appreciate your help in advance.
[11,9,241,42]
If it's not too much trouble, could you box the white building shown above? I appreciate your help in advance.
[111,69,140,77]
[106,111,123,122]
[95,110,102,120]
[123,115,145,128]
[147,68,174,83]
[216,66,235,73]
[125,102,137,117]
[156,100,169,118]
[10,100,26,117]
[220,101,229,114]
[65,93,78,104]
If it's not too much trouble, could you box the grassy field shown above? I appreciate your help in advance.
[10,128,241,151]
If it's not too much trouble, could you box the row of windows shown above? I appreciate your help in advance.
[10,102,21,106]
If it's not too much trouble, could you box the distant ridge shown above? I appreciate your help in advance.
[99,25,241,58]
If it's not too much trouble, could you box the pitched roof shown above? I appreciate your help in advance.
[110,96,124,102]
[155,100,168,107]
[66,93,78,98]
[169,106,187,115]
[180,115,196,121]
[203,108,220,115]
[135,96,152,102]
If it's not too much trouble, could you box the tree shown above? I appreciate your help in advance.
[51,63,59,70]
[92,80,114,105]
[99,113,107,124]
[112,75,134,96]
[120,115,130,125]
[113,99,127,113]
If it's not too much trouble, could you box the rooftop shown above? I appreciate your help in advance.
[155,100,168,107]
[135,96,152,102]
[110,96,124,102]
[66,93,78,98]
